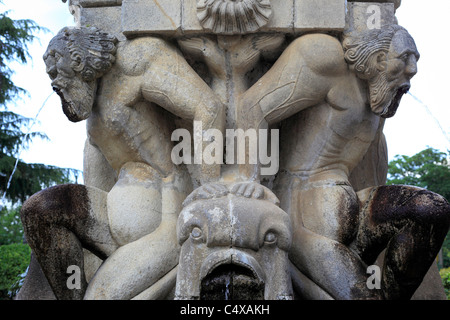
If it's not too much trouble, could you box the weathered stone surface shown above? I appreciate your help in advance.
[74,0,399,37]
[348,0,401,10]
[79,0,122,7]
[77,6,123,40]
[175,182,293,300]
[106,162,163,246]
[17,0,450,301]
[346,2,396,33]
[83,140,117,192]
[180,0,203,34]
[15,253,56,300]
[119,0,345,37]
[294,0,346,31]
[122,0,181,36]
[261,0,294,33]
[374,250,447,300]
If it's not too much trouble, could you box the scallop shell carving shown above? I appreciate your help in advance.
[197,0,272,35]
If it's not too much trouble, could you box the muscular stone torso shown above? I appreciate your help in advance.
[279,97,381,183]
[87,38,181,178]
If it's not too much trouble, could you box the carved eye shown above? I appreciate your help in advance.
[191,227,203,241]
[54,52,63,62]
[264,232,277,244]
[398,53,409,62]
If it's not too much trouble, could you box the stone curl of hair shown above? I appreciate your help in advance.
[55,26,118,82]
[342,24,406,80]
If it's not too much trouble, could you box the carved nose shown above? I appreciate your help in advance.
[405,56,418,78]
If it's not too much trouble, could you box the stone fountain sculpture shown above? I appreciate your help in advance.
[18,0,450,300]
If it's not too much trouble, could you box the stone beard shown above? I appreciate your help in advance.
[53,76,96,122]
[368,69,410,118]
[343,25,418,118]
[44,27,117,122]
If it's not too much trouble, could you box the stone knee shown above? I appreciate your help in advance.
[20,184,94,300]
[356,185,450,264]
[21,184,91,245]
[365,185,449,232]
[355,185,450,300]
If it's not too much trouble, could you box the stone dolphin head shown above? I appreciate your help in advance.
[175,182,293,300]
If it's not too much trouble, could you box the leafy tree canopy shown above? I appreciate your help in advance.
[0,4,45,105]
[387,147,450,201]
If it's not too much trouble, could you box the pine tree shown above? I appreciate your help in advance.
[0,3,78,205]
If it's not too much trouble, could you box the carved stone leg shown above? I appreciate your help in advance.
[83,214,180,300]
[354,185,450,299]
[20,184,119,300]
[83,163,189,300]
[281,179,383,300]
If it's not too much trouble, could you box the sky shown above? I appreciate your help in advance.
[2,0,450,184]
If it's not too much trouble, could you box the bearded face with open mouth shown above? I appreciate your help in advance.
[368,71,411,119]
[369,29,419,119]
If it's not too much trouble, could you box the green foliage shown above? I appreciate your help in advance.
[439,267,450,300]
[0,5,81,297]
[0,110,47,155]
[0,243,31,300]
[0,152,75,204]
[0,5,46,105]
[387,147,450,201]
[443,235,450,270]
[0,103,79,204]
[0,206,23,245]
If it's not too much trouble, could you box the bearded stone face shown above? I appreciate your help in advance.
[44,46,96,123]
[368,30,419,118]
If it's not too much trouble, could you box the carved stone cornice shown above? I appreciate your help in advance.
[62,0,122,7]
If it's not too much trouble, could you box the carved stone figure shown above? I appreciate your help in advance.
[18,1,450,300]
[175,182,293,300]
[22,25,227,299]
[236,24,450,299]
[44,26,225,184]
